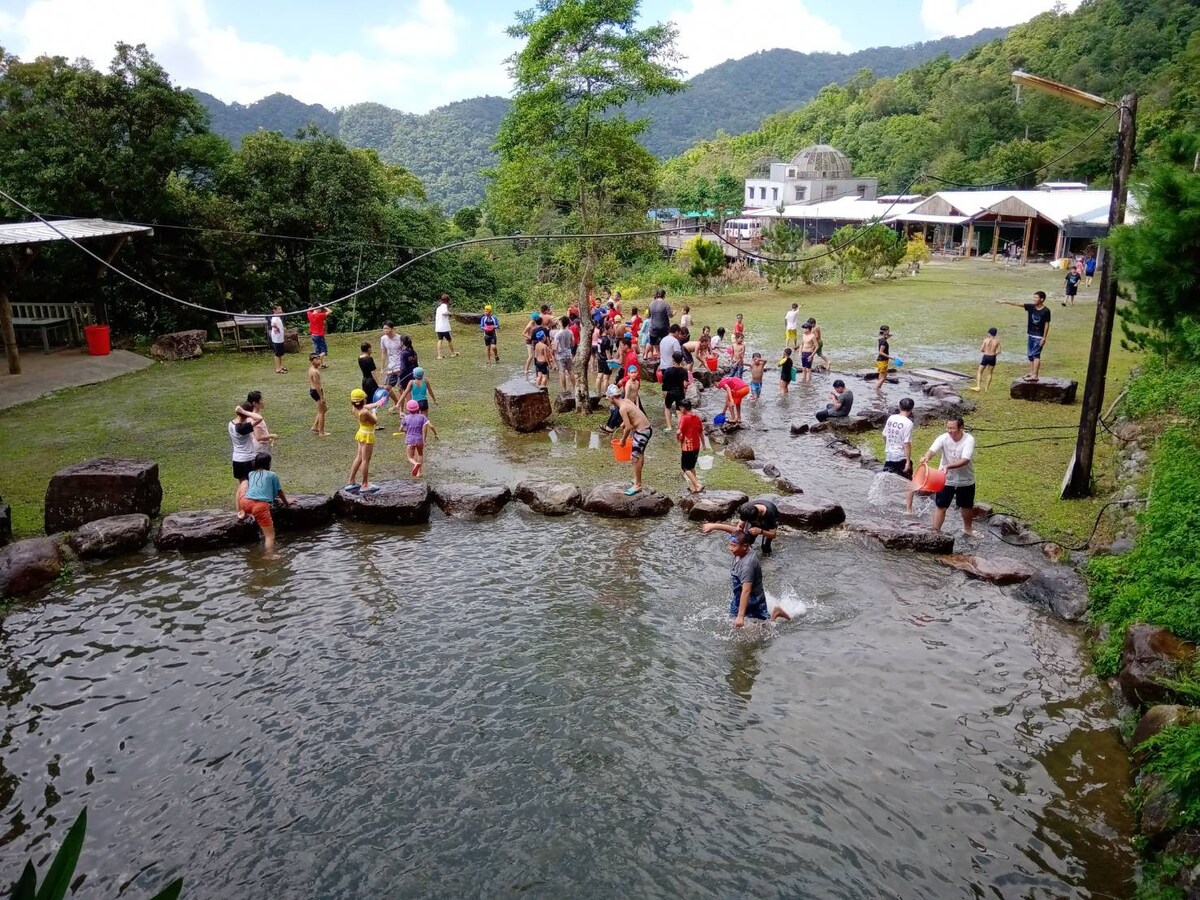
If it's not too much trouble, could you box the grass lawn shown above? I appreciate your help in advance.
[0,258,1136,541]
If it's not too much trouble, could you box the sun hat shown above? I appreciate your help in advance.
[406,400,419,412]
[484,304,492,312]
[413,367,425,378]
[627,364,639,375]
[879,324,890,333]
[350,388,367,401]
[606,385,621,397]
[535,329,546,340]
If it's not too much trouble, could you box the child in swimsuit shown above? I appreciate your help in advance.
[972,328,1001,393]
[399,366,436,416]
[346,389,379,493]
[307,354,329,437]
[749,352,765,401]
[400,399,438,478]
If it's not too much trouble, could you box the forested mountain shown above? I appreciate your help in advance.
[660,0,1200,203]
[634,29,1007,158]
[190,27,1005,211]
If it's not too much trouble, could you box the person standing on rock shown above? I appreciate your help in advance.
[723,532,790,628]
[646,288,673,361]
[882,397,914,481]
[346,388,379,494]
[701,499,780,556]
[717,374,750,424]
[918,417,977,537]
[608,385,653,496]
[229,401,262,514]
[435,293,458,359]
[996,291,1050,382]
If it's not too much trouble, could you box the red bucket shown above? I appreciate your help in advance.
[704,356,718,372]
[84,324,111,356]
[911,464,946,493]
[612,438,632,462]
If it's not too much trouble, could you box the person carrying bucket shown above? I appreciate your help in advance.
[716,374,750,425]
[607,385,653,496]
[915,417,977,537]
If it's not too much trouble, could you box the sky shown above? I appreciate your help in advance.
[0,0,1082,113]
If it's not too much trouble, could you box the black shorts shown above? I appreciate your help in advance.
[232,459,254,481]
[437,330,451,340]
[1065,286,1078,297]
[309,388,321,402]
[681,449,699,471]
[362,378,379,396]
[935,483,976,509]
[417,399,429,412]
[535,361,549,376]
[664,391,684,410]
[980,354,997,367]
[883,459,911,479]
[649,329,666,346]
[386,372,402,388]
[484,333,497,346]
[271,341,286,358]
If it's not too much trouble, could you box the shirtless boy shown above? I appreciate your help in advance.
[971,328,1001,392]
[608,385,653,496]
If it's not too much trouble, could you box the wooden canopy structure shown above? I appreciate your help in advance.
[0,218,152,375]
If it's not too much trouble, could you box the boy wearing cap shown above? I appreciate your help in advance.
[533,329,552,388]
[608,385,653,495]
[971,327,1001,392]
[875,325,895,394]
[480,306,500,364]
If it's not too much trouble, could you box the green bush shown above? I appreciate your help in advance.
[1088,427,1200,675]
[1139,722,1200,827]
[1123,356,1200,421]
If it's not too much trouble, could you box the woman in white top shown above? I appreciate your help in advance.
[229,394,263,511]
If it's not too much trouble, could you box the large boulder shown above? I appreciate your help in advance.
[1131,706,1200,762]
[334,481,432,525]
[856,407,890,428]
[773,476,804,495]
[514,480,582,516]
[432,483,512,517]
[679,490,748,522]
[0,538,63,597]
[495,377,552,432]
[44,458,163,533]
[582,483,673,518]
[1014,567,1089,622]
[772,496,845,531]
[67,514,151,559]
[149,329,206,361]
[847,521,956,553]
[826,416,875,434]
[1139,773,1184,851]
[272,493,335,532]
[1009,377,1078,404]
[452,311,484,326]
[1119,624,1197,706]
[156,510,258,551]
[938,554,1036,586]
[724,443,755,461]
[0,499,10,547]
[789,422,810,436]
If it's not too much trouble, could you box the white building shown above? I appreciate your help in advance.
[744,145,879,209]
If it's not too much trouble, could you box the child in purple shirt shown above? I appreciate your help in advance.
[400,400,438,477]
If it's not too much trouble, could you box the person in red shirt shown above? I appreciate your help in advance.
[307,305,331,367]
[677,399,704,493]
[733,313,745,338]
[717,375,750,424]
[627,307,642,344]
[568,317,581,348]
[621,336,639,377]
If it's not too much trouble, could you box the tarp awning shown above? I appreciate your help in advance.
[887,213,972,226]
[0,218,153,246]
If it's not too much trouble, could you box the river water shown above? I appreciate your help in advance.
[0,376,1134,898]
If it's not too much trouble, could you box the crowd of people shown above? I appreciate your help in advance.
[228,276,1083,619]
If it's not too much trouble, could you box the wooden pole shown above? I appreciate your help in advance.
[1,248,39,376]
[1062,92,1137,499]
[964,221,974,257]
[1020,216,1033,266]
[990,218,1000,261]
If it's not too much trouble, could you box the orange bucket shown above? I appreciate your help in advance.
[911,463,946,492]
[611,438,632,462]
[704,356,718,372]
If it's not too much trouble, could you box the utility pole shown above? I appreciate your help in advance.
[1062,93,1137,498]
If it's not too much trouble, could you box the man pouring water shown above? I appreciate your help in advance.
[917,417,977,537]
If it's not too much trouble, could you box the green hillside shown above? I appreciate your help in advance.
[661,0,1200,200]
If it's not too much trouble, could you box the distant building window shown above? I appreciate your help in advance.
[747,187,753,198]
[825,185,837,198]
[787,168,796,178]
[795,186,806,201]
[759,187,766,199]
[772,187,779,201]
[857,184,867,197]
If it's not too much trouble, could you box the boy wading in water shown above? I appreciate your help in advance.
[749,352,766,402]
[607,385,653,496]
[677,399,704,494]
[725,532,790,628]
[971,328,1001,392]
[799,322,818,382]
[307,354,330,436]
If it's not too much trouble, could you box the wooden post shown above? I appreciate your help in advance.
[1020,216,1033,266]
[964,221,974,257]
[1062,92,1138,499]
[1,247,39,376]
[990,218,1000,260]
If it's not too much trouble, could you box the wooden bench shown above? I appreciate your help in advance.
[217,316,270,351]
[13,317,70,353]
[9,302,95,351]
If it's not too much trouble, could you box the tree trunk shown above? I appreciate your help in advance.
[572,246,595,410]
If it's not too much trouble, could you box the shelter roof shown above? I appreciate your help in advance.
[0,218,153,246]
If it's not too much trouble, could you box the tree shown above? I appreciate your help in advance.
[452,205,482,235]
[686,237,725,293]
[489,0,683,406]
[1110,137,1200,363]
[903,234,932,267]
[760,221,803,287]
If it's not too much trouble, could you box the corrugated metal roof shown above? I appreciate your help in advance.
[0,218,153,246]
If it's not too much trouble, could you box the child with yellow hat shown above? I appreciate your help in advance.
[480,305,500,365]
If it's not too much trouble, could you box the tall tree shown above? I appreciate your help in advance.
[489,0,682,405]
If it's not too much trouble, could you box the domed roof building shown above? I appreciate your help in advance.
[743,143,877,209]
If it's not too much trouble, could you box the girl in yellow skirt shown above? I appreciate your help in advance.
[345,389,379,493]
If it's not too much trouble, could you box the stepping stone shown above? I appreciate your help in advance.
[432,483,512,517]
[272,493,335,532]
[846,521,955,553]
[514,480,582,516]
[772,496,845,531]
[1015,567,1089,622]
[0,538,63,598]
[334,481,432,525]
[495,377,552,432]
[1009,377,1078,404]
[67,514,151,559]
[938,554,1036,585]
[826,416,874,434]
[678,490,748,522]
[156,510,259,551]
[44,458,163,533]
[724,443,755,461]
[582,483,672,518]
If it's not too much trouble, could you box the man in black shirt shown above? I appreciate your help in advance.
[997,291,1051,382]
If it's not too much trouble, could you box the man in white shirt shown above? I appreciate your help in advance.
[380,321,405,403]
[918,417,977,536]
[784,303,800,349]
[435,293,458,358]
[268,305,287,373]
[883,397,914,479]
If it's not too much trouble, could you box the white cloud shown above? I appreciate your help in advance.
[920,0,1084,37]
[1,0,517,112]
[666,0,850,77]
